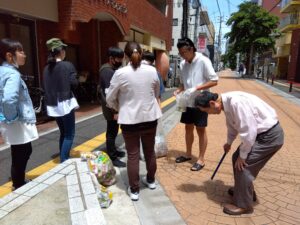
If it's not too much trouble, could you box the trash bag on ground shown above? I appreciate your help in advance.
[90,172,113,208]
[83,151,116,186]
[140,118,168,160]
[154,118,168,158]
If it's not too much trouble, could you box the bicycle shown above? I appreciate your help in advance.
[21,75,51,124]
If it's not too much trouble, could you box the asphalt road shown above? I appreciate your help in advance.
[0,89,176,186]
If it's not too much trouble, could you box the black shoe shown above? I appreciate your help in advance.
[12,179,32,191]
[116,151,125,158]
[112,159,126,168]
[228,187,257,202]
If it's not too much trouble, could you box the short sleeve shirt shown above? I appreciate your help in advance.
[179,52,218,89]
[179,52,218,106]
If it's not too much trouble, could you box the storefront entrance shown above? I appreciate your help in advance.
[0,13,38,87]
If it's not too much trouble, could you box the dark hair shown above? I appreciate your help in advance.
[177,37,197,52]
[142,51,155,64]
[0,38,23,64]
[47,46,66,68]
[194,91,219,108]
[124,41,142,70]
[107,47,124,58]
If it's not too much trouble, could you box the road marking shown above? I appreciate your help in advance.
[0,96,175,197]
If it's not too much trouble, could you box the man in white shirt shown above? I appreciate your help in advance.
[174,38,218,171]
[195,91,284,215]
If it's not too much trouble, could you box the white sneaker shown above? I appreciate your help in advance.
[142,176,156,189]
[127,187,139,201]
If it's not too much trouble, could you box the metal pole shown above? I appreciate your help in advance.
[181,0,188,38]
[193,7,199,45]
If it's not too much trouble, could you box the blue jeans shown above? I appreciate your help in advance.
[55,110,75,162]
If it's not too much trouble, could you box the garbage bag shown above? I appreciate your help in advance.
[86,151,116,186]
[140,119,168,160]
[90,172,113,208]
[154,118,168,158]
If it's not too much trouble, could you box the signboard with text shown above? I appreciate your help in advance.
[197,36,206,53]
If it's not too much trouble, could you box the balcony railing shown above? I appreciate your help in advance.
[281,0,300,13]
[279,13,299,30]
[281,0,293,9]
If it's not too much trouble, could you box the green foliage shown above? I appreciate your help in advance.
[225,2,279,56]
[221,47,237,70]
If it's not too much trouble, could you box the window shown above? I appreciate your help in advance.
[172,38,174,46]
[0,14,38,88]
[173,18,178,26]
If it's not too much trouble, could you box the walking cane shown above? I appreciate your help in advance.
[211,152,227,180]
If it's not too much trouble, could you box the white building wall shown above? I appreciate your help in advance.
[170,1,213,58]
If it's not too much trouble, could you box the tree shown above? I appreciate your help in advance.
[224,2,279,75]
[221,46,237,70]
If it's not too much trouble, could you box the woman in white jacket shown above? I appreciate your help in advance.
[106,41,162,201]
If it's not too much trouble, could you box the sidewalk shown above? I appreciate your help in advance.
[157,69,300,225]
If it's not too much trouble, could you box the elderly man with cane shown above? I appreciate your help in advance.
[194,91,284,215]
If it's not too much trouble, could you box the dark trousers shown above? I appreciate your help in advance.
[11,142,32,189]
[232,123,284,209]
[56,110,75,163]
[106,119,119,161]
[122,126,157,193]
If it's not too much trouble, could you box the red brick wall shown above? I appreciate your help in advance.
[57,0,172,50]
[127,0,173,50]
[261,0,284,19]
[58,0,130,36]
[99,21,124,65]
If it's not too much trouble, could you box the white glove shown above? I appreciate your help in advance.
[183,87,197,97]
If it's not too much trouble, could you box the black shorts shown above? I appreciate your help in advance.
[180,107,208,127]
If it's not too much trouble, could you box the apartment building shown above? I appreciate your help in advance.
[277,0,300,82]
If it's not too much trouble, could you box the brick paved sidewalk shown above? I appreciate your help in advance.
[156,70,300,225]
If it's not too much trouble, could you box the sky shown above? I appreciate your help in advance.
[200,0,246,52]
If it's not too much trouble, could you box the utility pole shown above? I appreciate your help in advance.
[216,0,222,71]
[193,6,200,45]
[215,16,223,71]
[181,0,189,38]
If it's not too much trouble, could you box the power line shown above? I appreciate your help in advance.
[216,0,222,17]
[268,0,282,13]
[226,0,231,15]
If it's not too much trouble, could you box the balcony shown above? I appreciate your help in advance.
[279,13,300,32]
[281,0,300,13]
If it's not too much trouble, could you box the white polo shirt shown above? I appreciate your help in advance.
[179,52,218,107]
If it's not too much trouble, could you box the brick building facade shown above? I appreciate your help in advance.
[0,0,173,95]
